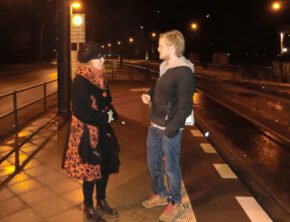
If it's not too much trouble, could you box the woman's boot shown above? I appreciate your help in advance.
[96,199,119,217]
[84,206,107,222]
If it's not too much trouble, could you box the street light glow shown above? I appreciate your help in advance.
[117,41,121,45]
[71,2,81,9]
[190,22,198,30]
[271,1,282,11]
[129,37,134,43]
[151,32,156,38]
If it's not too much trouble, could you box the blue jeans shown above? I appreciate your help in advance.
[146,126,183,203]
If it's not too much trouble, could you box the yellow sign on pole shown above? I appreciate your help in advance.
[71,14,85,43]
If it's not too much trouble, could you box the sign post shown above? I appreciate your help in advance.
[71,14,86,79]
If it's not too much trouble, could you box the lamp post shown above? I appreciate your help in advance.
[71,2,81,15]
[57,0,71,115]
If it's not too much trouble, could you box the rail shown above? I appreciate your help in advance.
[0,79,57,185]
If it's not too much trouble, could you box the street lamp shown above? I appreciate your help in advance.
[190,22,198,31]
[271,1,282,11]
[71,2,81,15]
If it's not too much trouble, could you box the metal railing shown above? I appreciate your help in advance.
[0,80,57,181]
[0,80,57,138]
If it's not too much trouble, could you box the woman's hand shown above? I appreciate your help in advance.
[107,110,114,123]
[141,94,151,104]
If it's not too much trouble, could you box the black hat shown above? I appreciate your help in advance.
[78,41,105,63]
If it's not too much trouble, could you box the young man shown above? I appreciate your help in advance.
[141,30,195,221]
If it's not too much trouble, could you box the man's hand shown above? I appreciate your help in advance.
[141,94,151,104]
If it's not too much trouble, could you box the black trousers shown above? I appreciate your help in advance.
[83,172,109,207]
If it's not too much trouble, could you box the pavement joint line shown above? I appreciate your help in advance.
[235,196,273,222]
[213,163,238,179]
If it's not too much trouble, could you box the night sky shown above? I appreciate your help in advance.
[0,0,289,64]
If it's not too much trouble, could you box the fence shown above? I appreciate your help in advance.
[0,80,57,181]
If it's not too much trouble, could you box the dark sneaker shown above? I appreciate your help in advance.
[97,199,119,217]
[142,194,168,208]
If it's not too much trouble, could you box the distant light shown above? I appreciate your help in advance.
[205,132,210,137]
[190,22,198,30]
[282,48,288,53]
[206,14,211,18]
[117,41,121,45]
[129,37,134,43]
[140,26,144,30]
[156,10,160,14]
[151,32,156,38]
[272,1,282,11]
[101,45,105,48]
[108,43,111,47]
[227,53,230,56]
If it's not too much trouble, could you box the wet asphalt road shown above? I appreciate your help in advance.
[194,90,290,220]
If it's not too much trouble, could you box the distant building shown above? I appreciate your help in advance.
[279,25,290,56]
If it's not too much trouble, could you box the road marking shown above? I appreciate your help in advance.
[236,196,273,222]
[190,129,203,137]
[200,143,217,153]
[213,163,237,179]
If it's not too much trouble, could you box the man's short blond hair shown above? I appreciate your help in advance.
[159,30,185,57]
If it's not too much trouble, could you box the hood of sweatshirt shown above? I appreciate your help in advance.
[159,56,194,77]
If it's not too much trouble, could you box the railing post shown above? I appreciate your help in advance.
[44,82,47,113]
[13,91,19,170]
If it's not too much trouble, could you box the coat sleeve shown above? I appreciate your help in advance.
[147,80,158,101]
[72,77,109,126]
[164,69,195,137]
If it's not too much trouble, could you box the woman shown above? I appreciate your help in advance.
[64,41,120,222]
